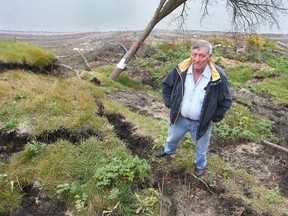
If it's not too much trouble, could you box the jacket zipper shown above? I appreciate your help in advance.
[172,67,184,125]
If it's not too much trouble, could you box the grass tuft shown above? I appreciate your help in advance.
[0,41,55,70]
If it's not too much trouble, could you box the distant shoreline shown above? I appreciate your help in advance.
[0,29,287,56]
[1,28,288,37]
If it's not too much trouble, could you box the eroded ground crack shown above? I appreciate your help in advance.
[10,185,67,216]
[104,112,154,160]
[0,126,102,160]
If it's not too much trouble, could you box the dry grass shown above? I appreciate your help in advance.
[0,41,55,70]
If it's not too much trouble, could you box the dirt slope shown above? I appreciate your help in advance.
[1,30,287,216]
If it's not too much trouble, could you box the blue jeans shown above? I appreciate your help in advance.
[164,115,212,169]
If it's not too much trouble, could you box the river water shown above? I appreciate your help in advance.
[0,0,287,34]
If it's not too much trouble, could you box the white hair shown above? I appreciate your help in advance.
[191,40,213,55]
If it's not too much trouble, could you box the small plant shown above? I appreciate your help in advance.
[108,188,121,200]
[214,103,276,144]
[93,156,150,188]
[24,141,46,162]
[32,181,42,205]
[1,118,18,131]
[245,34,265,50]
[14,92,27,100]
[33,181,42,190]
[56,182,87,211]
[56,183,71,194]
[0,173,22,213]
[209,180,217,188]
[222,163,234,178]
[132,188,160,215]
[266,187,284,204]
[74,193,88,211]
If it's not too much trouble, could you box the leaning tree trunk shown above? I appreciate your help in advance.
[109,0,187,80]
[109,20,157,80]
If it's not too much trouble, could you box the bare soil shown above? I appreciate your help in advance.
[1,30,288,216]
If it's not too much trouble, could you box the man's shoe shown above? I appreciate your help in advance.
[194,168,205,177]
[155,150,168,158]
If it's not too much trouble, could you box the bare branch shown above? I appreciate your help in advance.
[178,1,188,29]
[187,172,217,195]
[168,1,189,29]
[226,0,288,32]
[73,48,93,72]
[262,139,288,153]
[199,0,217,22]
[55,63,81,78]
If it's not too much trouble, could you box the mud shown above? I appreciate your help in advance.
[36,127,102,144]
[9,186,67,216]
[107,89,169,121]
[152,166,262,216]
[228,86,288,197]
[0,127,102,158]
[0,62,50,73]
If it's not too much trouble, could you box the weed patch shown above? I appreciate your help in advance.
[213,103,276,144]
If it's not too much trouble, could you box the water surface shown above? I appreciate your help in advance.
[0,0,287,33]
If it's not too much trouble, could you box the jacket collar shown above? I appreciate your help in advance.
[178,58,220,81]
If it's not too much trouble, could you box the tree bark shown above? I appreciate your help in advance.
[109,0,187,80]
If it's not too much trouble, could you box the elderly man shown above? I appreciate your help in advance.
[155,39,233,177]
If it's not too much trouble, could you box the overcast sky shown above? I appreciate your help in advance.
[0,0,287,33]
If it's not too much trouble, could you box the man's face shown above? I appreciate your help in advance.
[190,47,211,72]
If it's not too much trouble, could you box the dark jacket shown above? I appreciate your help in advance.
[162,58,233,140]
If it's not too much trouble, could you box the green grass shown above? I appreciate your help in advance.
[0,41,55,71]
[0,70,108,134]
[0,171,22,213]
[266,55,288,72]
[225,65,256,85]
[253,69,275,78]
[225,64,287,104]
[0,66,160,214]
[252,76,288,103]
[1,39,288,215]
[224,64,277,86]
[3,137,156,215]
